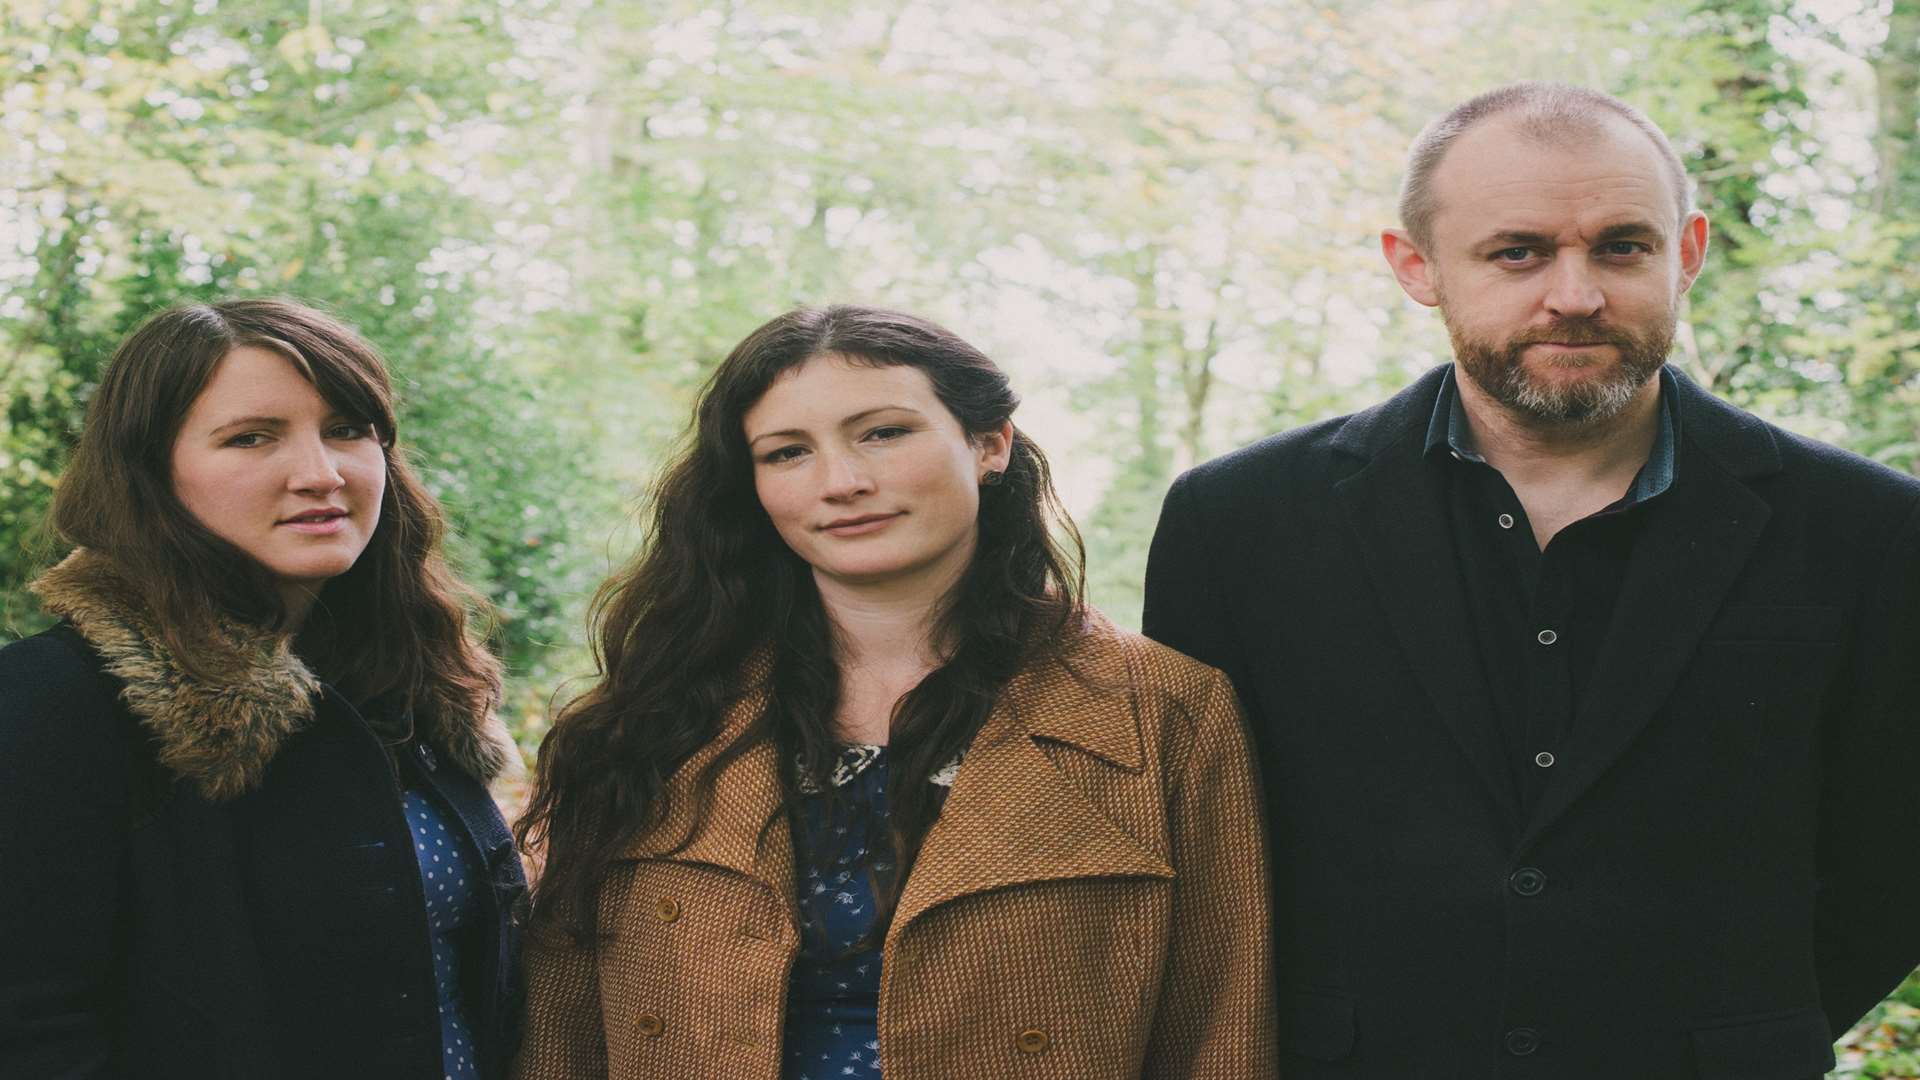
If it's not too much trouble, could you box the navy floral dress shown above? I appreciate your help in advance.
[781,745,958,1080]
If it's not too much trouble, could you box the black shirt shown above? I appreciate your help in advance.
[1424,366,1681,811]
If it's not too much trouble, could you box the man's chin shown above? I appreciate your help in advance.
[1505,371,1648,425]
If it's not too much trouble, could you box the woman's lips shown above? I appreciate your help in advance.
[821,513,901,537]
[279,512,348,535]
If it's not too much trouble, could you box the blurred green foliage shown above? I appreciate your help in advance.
[2,0,1918,1067]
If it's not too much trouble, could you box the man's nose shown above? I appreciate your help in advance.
[1542,255,1605,320]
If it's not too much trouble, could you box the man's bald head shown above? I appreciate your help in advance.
[1398,82,1692,251]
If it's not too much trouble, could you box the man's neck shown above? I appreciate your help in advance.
[1454,369,1664,548]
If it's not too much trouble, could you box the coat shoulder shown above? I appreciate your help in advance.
[1066,613,1237,726]
[0,625,138,820]
[1179,413,1349,498]
[1769,423,1920,509]
[0,625,129,740]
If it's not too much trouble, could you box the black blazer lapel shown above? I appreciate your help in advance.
[1522,370,1781,845]
[1331,369,1521,828]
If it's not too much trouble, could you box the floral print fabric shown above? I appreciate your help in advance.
[782,744,956,1079]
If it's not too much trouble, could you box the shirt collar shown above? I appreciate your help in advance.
[1425,364,1682,505]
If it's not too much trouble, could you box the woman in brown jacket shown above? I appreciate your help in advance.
[513,305,1276,1079]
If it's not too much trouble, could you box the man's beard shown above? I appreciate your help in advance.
[1445,306,1675,425]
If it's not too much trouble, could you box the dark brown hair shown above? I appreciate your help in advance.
[49,297,501,724]
[519,304,1086,941]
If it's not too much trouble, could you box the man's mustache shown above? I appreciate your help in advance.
[1508,320,1630,348]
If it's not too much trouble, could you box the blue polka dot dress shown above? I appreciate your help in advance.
[402,788,482,1080]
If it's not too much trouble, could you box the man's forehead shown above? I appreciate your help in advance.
[1429,114,1677,241]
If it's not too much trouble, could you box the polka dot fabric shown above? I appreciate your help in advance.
[404,788,482,1080]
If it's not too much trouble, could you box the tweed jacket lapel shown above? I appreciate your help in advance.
[889,618,1176,941]
[629,623,1177,937]
[624,680,799,909]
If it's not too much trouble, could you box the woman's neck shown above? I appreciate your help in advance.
[814,569,958,745]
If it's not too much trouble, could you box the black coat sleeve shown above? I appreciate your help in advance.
[1815,495,1920,1035]
[0,632,130,1080]
[1143,470,1241,681]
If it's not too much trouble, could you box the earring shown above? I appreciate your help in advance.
[980,470,1004,487]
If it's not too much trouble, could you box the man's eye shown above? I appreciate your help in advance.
[1493,247,1536,263]
[1601,241,1649,256]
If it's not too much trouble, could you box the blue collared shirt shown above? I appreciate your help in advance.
[1424,364,1681,507]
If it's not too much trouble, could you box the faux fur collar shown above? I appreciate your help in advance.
[32,549,518,802]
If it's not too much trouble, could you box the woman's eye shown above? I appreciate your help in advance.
[328,422,372,440]
[225,432,268,448]
[761,445,808,464]
[865,425,911,442]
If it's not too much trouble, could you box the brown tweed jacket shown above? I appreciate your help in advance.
[513,615,1277,1079]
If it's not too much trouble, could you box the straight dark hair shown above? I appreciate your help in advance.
[48,298,501,728]
[519,304,1086,941]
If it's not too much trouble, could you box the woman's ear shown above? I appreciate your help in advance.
[974,419,1014,480]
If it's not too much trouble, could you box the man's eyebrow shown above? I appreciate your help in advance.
[1593,221,1662,243]
[1484,230,1553,246]
[746,405,922,447]
[1478,222,1663,249]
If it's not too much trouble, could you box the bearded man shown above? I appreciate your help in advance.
[1144,82,1920,1077]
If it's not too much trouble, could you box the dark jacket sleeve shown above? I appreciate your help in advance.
[0,632,130,1080]
[1143,471,1241,680]
[1815,495,1920,1034]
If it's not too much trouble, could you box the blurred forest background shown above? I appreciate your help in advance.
[2,0,1918,1067]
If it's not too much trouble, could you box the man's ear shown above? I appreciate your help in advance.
[1381,228,1441,308]
[1676,211,1709,294]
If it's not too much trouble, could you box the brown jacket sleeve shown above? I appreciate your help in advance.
[1142,669,1280,1079]
[511,913,610,1079]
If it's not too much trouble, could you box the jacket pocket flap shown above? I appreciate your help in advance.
[1690,1007,1834,1079]
[1287,990,1356,1061]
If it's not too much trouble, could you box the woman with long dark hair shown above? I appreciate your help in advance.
[514,305,1274,1078]
[0,299,526,1079]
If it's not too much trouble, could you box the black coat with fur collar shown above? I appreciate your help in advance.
[0,552,527,1080]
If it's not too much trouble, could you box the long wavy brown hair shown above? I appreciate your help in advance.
[519,304,1086,941]
[48,298,500,726]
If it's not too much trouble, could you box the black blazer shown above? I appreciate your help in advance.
[0,554,527,1080]
[1144,365,1920,1079]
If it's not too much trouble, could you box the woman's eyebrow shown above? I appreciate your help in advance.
[747,405,922,447]
[206,415,289,437]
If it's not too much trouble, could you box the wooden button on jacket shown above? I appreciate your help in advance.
[513,613,1278,1079]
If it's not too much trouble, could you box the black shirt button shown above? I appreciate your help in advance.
[1505,1027,1540,1055]
[1509,867,1547,897]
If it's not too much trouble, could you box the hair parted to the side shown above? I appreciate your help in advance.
[518,304,1087,942]
[48,297,501,726]
[1398,81,1693,250]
